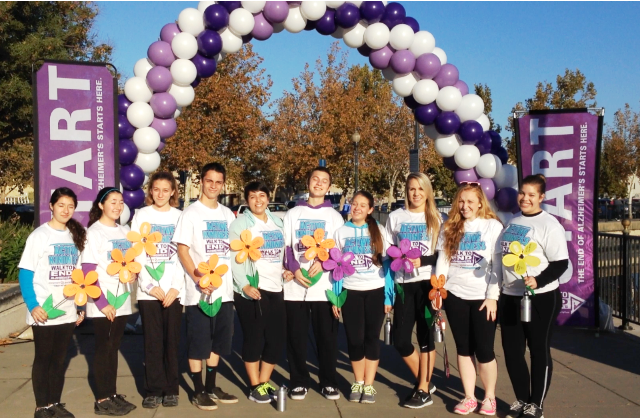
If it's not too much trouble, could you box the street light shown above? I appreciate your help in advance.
[352,131,361,193]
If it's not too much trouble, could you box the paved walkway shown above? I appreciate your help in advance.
[1,312,639,418]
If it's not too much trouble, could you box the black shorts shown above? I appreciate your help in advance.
[185,302,234,359]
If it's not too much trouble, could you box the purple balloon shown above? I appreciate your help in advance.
[404,95,419,110]
[369,45,394,69]
[123,188,146,210]
[403,16,420,32]
[264,1,289,23]
[147,41,175,68]
[476,133,492,155]
[433,63,459,88]
[335,3,360,28]
[120,164,145,191]
[478,178,496,200]
[435,111,461,135]
[241,33,253,44]
[380,2,405,29]
[454,168,478,185]
[192,53,217,78]
[358,44,372,57]
[390,49,415,74]
[287,1,301,4]
[160,23,181,43]
[157,138,166,152]
[360,1,385,23]
[304,19,317,31]
[197,29,223,57]
[150,93,177,119]
[219,1,240,13]
[489,131,502,152]
[453,79,469,96]
[495,147,509,165]
[496,187,518,212]
[119,139,138,166]
[252,13,274,40]
[191,76,201,88]
[151,117,178,139]
[458,120,483,145]
[443,156,459,171]
[204,4,230,31]
[315,10,336,35]
[118,114,135,139]
[118,94,132,115]
[146,66,173,92]
[414,102,440,125]
[414,53,441,80]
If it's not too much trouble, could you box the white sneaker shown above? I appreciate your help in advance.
[289,387,307,400]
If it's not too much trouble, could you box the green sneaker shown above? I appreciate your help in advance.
[349,382,364,402]
[361,385,377,404]
[249,383,272,404]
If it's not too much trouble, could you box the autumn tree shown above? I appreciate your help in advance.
[474,83,501,134]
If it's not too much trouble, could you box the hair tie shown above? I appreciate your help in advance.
[99,188,122,203]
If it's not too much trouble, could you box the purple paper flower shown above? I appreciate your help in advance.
[387,239,422,273]
[322,248,356,281]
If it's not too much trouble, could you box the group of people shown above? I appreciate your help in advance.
[19,162,568,418]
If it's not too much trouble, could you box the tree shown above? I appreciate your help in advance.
[474,83,501,134]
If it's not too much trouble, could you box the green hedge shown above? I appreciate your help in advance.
[0,215,33,283]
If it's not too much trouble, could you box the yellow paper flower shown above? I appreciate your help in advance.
[63,269,102,306]
[502,241,541,276]
[106,248,142,283]
[127,222,163,256]
[301,228,335,262]
[230,230,264,263]
[198,254,228,289]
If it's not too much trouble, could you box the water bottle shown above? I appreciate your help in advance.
[384,313,392,345]
[521,293,532,323]
[433,321,443,343]
[277,385,287,412]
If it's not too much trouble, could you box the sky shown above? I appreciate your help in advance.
[93,1,640,132]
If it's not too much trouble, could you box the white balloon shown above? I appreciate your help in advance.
[494,163,517,189]
[476,113,491,131]
[214,52,227,62]
[475,154,502,179]
[273,22,286,33]
[219,27,243,53]
[284,6,307,33]
[120,203,131,225]
[171,32,198,59]
[436,85,463,112]
[432,47,447,65]
[348,0,363,6]
[241,1,266,14]
[454,144,481,169]
[198,1,217,13]
[229,8,255,36]
[343,20,367,48]
[423,124,439,140]
[326,1,345,8]
[392,72,418,97]
[331,27,345,39]
[127,102,154,128]
[455,94,485,122]
[133,58,154,79]
[300,1,327,21]
[381,66,396,81]
[170,59,198,87]
[364,22,390,50]
[133,127,161,154]
[409,31,436,58]
[168,83,195,107]
[177,8,205,37]
[143,174,150,187]
[412,79,439,105]
[124,77,153,103]
[389,24,414,50]
[496,210,514,224]
[174,106,183,119]
[135,152,162,174]
[434,134,461,157]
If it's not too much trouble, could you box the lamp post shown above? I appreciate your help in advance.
[352,131,361,193]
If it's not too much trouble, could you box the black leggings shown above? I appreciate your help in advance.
[234,290,286,364]
[341,287,385,361]
[444,292,497,363]
[393,280,435,357]
[93,315,129,400]
[32,322,76,407]
[500,289,561,407]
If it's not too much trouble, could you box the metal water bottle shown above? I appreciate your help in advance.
[384,313,393,345]
[277,385,287,412]
[433,321,443,343]
[521,293,532,322]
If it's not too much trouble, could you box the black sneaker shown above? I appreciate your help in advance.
[403,389,433,409]
[522,403,544,418]
[321,386,340,400]
[208,387,239,404]
[141,396,162,409]
[506,400,527,418]
[192,391,218,411]
[289,386,308,400]
[34,408,55,418]
[111,395,136,413]
[162,395,179,407]
[429,381,437,394]
[50,403,75,418]
[248,383,272,404]
[94,398,129,416]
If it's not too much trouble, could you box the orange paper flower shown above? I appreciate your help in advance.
[127,222,162,256]
[230,230,264,263]
[106,248,142,283]
[198,254,228,289]
[63,269,102,306]
[429,274,448,310]
[301,228,335,262]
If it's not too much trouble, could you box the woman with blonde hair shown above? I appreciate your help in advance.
[435,182,503,415]
[385,173,442,409]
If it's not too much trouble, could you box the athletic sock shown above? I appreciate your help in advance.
[205,366,218,393]
[189,371,205,393]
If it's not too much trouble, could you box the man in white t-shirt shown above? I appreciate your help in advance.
[174,163,237,410]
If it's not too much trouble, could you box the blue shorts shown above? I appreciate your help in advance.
[185,302,234,359]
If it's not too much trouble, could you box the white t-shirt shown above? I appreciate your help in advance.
[173,200,235,306]
[131,206,185,302]
[499,211,569,296]
[435,218,504,300]
[334,223,390,291]
[283,204,345,301]
[246,217,285,292]
[82,221,134,318]
[18,224,80,326]
[385,208,441,283]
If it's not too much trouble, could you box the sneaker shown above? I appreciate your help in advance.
[192,391,218,411]
[34,408,55,418]
[403,389,433,409]
[321,386,340,400]
[479,398,497,416]
[94,398,129,416]
[162,395,179,407]
[349,382,364,402]
[360,385,377,404]
[429,381,437,394]
[522,403,544,418]
[141,396,162,409]
[289,387,308,400]
[264,382,278,399]
[50,403,75,418]
[506,400,527,418]
[208,387,239,404]
[111,395,136,413]
[248,383,272,404]
[454,397,478,415]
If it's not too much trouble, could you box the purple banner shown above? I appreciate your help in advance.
[34,61,116,227]
[518,111,598,327]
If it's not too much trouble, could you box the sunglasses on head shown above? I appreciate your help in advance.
[459,181,480,187]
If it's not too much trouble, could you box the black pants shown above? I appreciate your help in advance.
[341,287,385,361]
[93,315,129,400]
[393,280,435,357]
[500,289,561,407]
[32,322,76,407]
[235,290,286,364]
[139,299,182,396]
[444,292,497,363]
[285,300,338,389]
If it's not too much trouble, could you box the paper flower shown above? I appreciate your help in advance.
[127,222,162,256]
[63,269,102,306]
[428,274,448,310]
[301,228,335,261]
[502,241,540,276]
[322,248,355,281]
[388,239,422,273]
[106,248,142,283]
[230,230,264,263]
[198,254,228,288]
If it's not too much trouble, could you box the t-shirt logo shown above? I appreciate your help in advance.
[398,223,430,255]
[108,239,132,260]
[48,243,78,282]
[452,232,485,268]
[202,220,230,256]
[501,224,532,254]
[260,230,284,262]
[295,219,326,252]
[344,236,374,271]
[150,224,177,262]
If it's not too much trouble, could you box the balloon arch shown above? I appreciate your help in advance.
[117,0,519,224]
